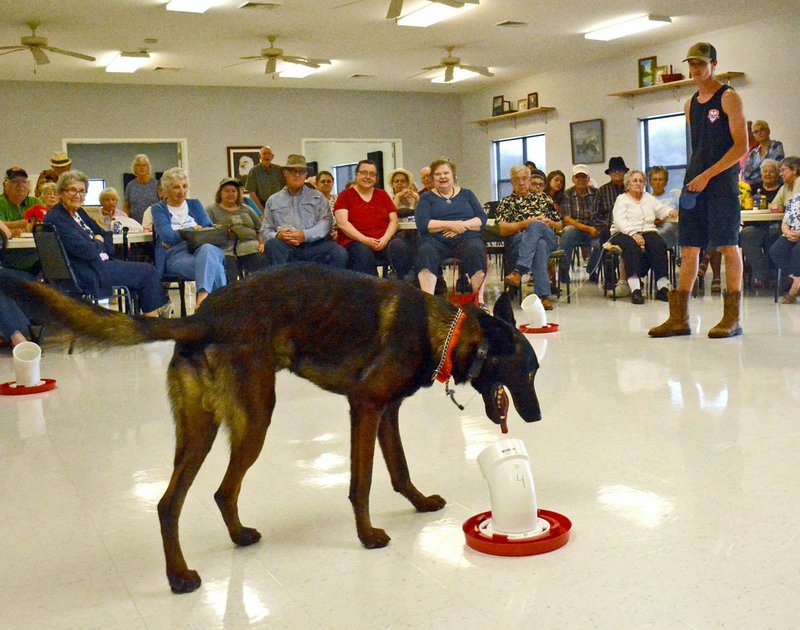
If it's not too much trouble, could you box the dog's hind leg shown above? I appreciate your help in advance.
[348,399,390,548]
[158,367,220,594]
[214,370,276,548]
[377,401,446,513]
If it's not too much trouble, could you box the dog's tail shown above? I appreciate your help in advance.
[0,276,207,347]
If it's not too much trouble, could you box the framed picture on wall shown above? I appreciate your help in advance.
[569,118,604,164]
[492,95,504,116]
[638,56,657,88]
[227,146,261,185]
[517,98,527,112]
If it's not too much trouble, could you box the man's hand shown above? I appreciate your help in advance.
[278,228,305,247]
[585,226,600,238]
[686,171,712,193]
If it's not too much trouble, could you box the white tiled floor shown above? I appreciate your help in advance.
[2,276,799,629]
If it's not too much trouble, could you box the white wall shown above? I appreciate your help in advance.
[459,14,800,202]
[0,82,461,203]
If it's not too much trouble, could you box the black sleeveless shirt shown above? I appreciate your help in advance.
[685,84,738,194]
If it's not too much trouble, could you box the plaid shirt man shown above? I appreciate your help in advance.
[560,185,597,224]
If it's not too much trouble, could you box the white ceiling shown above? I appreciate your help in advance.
[0,0,786,93]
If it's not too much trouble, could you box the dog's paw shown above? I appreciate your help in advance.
[359,527,391,549]
[415,494,447,512]
[231,526,262,547]
[168,569,202,594]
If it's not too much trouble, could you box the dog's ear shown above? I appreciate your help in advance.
[477,309,516,356]
[492,292,516,327]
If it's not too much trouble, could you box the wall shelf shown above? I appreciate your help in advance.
[471,106,555,127]
[608,71,744,98]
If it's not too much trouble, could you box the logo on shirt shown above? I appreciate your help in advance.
[707,108,720,123]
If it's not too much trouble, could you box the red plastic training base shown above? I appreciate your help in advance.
[0,378,57,396]
[463,509,571,556]
[518,323,559,334]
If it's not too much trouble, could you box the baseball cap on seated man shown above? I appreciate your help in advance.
[684,42,717,63]
[5,166,29,181]
[572,164,590,177]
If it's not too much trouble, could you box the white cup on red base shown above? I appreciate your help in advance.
[521,294,547,329]
[13,341,42,388]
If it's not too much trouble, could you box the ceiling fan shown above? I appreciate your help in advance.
[0,21,96,67]
[334,0,479,20]
[420,45,493,83]
[236,35,330,75]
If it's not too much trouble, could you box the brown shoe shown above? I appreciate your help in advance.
[540,297,554,310]
[648,290,691,337]
[708,291,742,338]
[504,270,522,288]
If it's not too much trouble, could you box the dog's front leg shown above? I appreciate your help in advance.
[348,399,390,548]
[378,402,446,513]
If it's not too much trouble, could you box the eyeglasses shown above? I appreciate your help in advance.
[357,171,377,178]
[65,188,87,196]
[284,168,308,176]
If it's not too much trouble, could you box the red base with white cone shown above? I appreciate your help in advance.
[464,438,571,556]
[518,294,559,334]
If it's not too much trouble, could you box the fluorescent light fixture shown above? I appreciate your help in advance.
[278,62,319,78]
[431,67,480,84]
[166,0,216,13]
[106,51,150,73]
[585,14,671,41]
[397,2,475,28]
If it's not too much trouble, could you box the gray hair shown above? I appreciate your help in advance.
[760,159,780,174]
[648,165,669,181]
[509,164,531,178]
[99,187,119,202]
[38,181,58,196]
[623,169,646,189]
[159,167,189,195]
[781,156,800,174]
[57,170,89,194]
[131,153,151,173]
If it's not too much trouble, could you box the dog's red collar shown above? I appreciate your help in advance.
[433,309,466,383]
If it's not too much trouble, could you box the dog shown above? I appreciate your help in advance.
[0,264,541,593]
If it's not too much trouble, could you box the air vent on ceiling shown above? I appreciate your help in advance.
[495,20,528,27]
[348,74,374,79]
[238,1,282,9]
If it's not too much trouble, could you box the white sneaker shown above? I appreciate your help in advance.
[615,280,631,297]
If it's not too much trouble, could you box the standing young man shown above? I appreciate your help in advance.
[649,43,748,338]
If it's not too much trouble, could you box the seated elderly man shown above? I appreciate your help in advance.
[260,154,347,268]
[499,165,562,310]
[0,222,36,347]
[0,167,42,274]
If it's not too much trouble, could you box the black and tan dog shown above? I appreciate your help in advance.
[0,264,541,593]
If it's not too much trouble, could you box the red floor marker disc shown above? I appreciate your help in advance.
[0,379,57,396]
[518,323,559,334]
[463,509,571,556]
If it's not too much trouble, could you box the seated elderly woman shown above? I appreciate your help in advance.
[769,194,800,303]
[99,187,144,233]
[151,167,227,309]
[334,160,412,278]
[647,166,680,250]
[388,168,419,217]
[43,170,169,316]
[23,181,59,224]
[741,120,785,192]
[414,158,487,298]
[206,177,267,281]
[741,158,783,287]
[608,169,678,304]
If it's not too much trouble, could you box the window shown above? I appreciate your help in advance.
[491,134,546,200]
[640,113,690,192]
[333,163,357,194]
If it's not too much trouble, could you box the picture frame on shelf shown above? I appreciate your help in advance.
[517,98,527,112]
[527,92,539,110]
[656,65,668,84]
[638,56,657,88]
[492,95,504,116]
[503,100,515,113]
[569,119,604,164]
[227,146,261,185]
